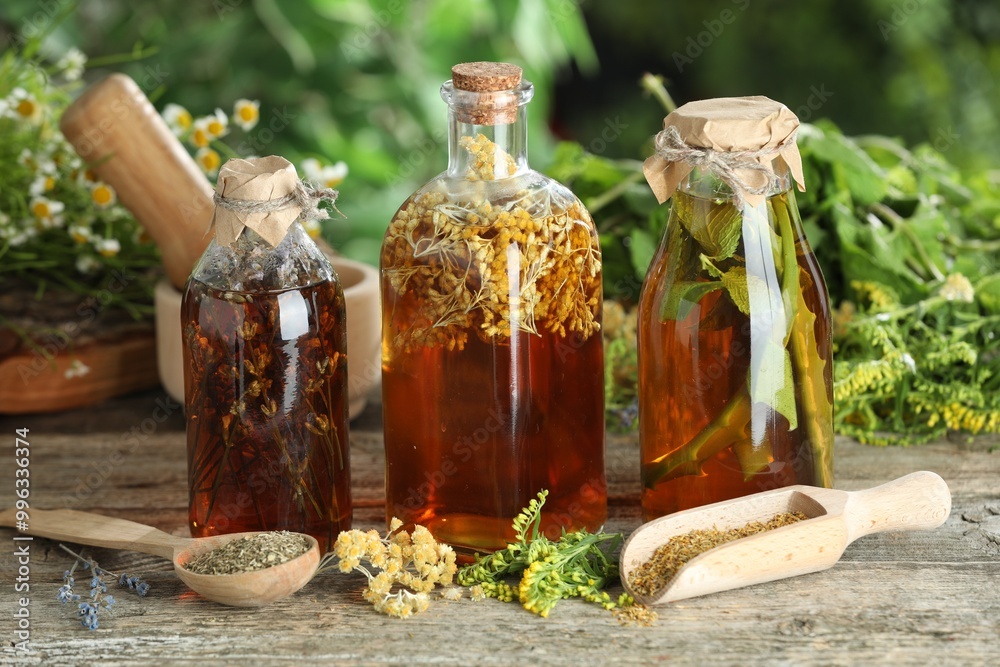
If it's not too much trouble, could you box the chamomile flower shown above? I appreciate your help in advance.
[162,103,193,136]
[190,118,212,149]
[30,196,65,228]
[69,224,93,244]
[94,238,121,257]
[17,148,36,170]
[302,218,322,239]
[320,161,348,188]
[90,182,117,209]
[195,147,221,176]
[9,227,37,246]
[29,174,57,196]
[56,48,87,81]
[75,254,100,274]
[300,158,348,188]
[203,108,229,139]
[232,98,260,131]
[6,88,43,124]
[300,158,323,183]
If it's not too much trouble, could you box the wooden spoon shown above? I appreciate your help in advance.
[620,471,951,605]
[0,508,320,607]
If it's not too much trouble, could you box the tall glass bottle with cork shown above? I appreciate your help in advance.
[183,156,351,553]
[638,97,833,521]
[380,62,606,554]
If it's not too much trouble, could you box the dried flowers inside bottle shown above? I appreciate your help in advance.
[183,156,351,552]
[380,62,606,554]
[638,97,834,521]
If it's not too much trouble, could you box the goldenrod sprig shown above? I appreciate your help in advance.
[457,490,625,618]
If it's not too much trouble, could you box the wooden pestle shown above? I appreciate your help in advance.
[60,74,214,289]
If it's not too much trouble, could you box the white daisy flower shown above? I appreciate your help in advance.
[190,118,212,149]
[90,182,117,209]
[76,254,100,273]
[300,158,323,183]
[232,98,260,131]
[195,147,221,177]
[69,225,93,244]
[319,161,348,188]
[57,48,87,81]
[204,108,229,139]
[94,238,121,257]
[162,103,193,136]
[29,196,65,227]
[29,174,57,196]
[6,88,43,124]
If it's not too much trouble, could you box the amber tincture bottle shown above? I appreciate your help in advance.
[638,97,833,522]
[183,156,351,552]
[380,62,606,554]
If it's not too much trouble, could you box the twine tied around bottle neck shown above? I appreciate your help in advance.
[651,125,791,201]
[641,96,807,208]
[213,180,338,225]
[210,156,339,248]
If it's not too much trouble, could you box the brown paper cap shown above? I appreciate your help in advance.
[211,156,301,247]
[642,96,806,207]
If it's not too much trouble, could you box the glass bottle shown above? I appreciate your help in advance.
[639,144,833,521]
[183,157,351,552]
[380,62,606,554]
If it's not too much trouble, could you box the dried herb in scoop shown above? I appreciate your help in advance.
[184,531,311,575]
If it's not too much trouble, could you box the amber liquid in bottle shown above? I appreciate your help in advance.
[183,279,351,552]
[382,287,606,553]
[638,190,832,521]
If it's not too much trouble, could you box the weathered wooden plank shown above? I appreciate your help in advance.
[1,390,998,667]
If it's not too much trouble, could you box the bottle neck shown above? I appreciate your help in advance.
[441,80,533,180]
[678,156,792,200]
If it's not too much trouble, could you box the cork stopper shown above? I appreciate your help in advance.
[451,62,522,92]
[448,62,524,125]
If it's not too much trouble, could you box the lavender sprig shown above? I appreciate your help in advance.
[56,544,149,630]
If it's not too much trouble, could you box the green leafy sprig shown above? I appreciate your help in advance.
[457,490,627,618]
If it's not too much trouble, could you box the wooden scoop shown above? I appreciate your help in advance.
[0,509,320,607]
[620,471,951,605]
[60,74,214,290]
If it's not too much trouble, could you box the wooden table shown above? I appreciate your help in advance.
[1,389,998,666]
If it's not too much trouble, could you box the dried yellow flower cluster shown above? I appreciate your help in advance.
[382,134,601,352]
[458,133,517,180]
[331,518,457,618]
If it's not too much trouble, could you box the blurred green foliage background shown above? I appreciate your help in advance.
[2,0,997,266]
